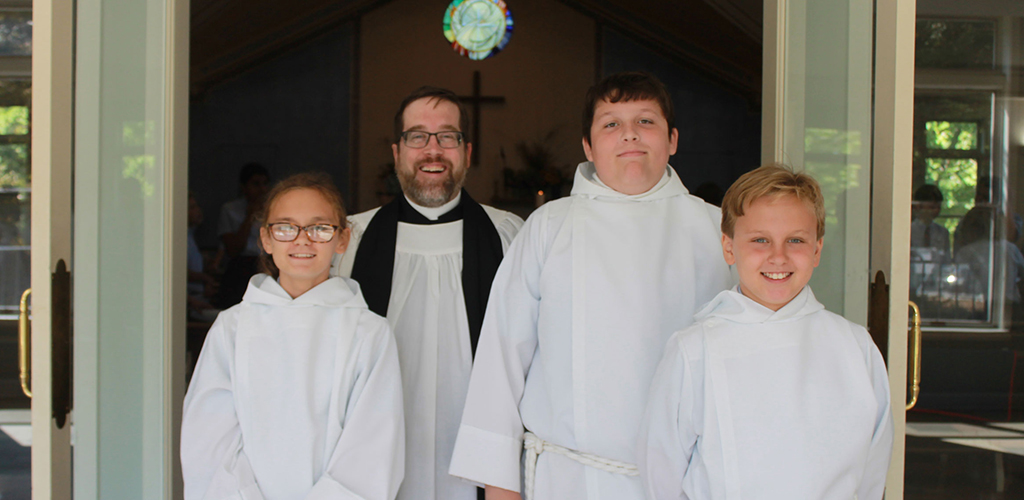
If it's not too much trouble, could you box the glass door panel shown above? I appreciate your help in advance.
[0,3,31,497]
[906,2,1024,498]
[0,79,31,405]
[775,0,874,323]
[72,0,188,497]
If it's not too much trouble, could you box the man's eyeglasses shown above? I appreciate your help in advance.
[400,131,464,149]
[266,223,340,243]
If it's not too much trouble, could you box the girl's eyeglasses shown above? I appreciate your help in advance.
[266,223,339,243]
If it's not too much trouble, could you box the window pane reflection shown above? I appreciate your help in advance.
[916,19,996,69]
[925,121,978,150]
[0,188,28,315]
[0,10,31,56]
[0,79,28,317]
[910,91,1005,327]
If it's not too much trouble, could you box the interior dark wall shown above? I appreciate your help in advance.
[188,24,353,248]
[602,28,761,196]
[356,0,595,213]
[188,12,763,248]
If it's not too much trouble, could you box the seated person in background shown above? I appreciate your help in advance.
[954,205,1024,305]
[187,190,219,321]
[637,164,893,500]
[448,71,732,500]
[911,184,950,259]
[214,162,270,308]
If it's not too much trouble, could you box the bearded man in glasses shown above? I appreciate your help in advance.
[332,86,523,500]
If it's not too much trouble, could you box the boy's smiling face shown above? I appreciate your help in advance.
[583,98,678,195]
[722,194,823,311]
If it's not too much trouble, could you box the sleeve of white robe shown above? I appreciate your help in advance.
[637,332,700,500]
[448,211,545,492]
[181,313,268,500]
[857,340,894,500]
[305,314,406,500]
[493,211,525,251]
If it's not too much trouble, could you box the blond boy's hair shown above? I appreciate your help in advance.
[721,164,826,239]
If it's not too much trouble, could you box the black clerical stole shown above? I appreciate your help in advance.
[349,190,504,356]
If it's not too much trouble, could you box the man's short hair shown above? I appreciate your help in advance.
[721,163,826,239]
[393,86,471,145]
[913,184,944,203]
[239,162,269,185]
[581,72,675,145]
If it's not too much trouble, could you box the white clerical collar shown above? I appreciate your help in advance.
[405,191,462,221]
[591,167,672,197]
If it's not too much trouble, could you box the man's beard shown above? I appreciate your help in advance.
[397,157,466,208]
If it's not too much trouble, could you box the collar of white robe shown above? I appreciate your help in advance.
[571,161,681,201]
[522,432,638,500]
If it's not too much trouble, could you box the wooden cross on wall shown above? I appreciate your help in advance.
[459,71,505,166]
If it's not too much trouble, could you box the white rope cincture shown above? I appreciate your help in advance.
[522,431,638,500]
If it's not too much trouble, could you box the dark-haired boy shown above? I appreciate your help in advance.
[449,72,732,500]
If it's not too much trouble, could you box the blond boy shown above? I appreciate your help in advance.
[637,164,893,499]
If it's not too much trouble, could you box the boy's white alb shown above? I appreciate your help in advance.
[449,162,733,500]
[331,196,522,500]
[181,274,405,500]
[637,286,893,500]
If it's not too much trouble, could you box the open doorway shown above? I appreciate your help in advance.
[183,0,764,368]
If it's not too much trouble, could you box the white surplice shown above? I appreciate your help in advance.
[181,274,405,500]
[448,162,733,500]
[332,194,523,500]
[637,286,893,500]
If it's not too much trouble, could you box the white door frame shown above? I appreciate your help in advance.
[30,0,74,497]
[167,0,191,496]
[762,0,916,497]
[870,0,916,497]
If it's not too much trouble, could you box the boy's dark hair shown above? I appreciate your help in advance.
[393,86,471,145]
[239,162,269,185]
[581,72,675,145]
[913,184,944,203]
[256,171,348,279]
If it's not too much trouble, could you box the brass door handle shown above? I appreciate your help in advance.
[18,288,31,398]
[906,301,922,410]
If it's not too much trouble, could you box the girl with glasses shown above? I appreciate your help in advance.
[181,172,405,500]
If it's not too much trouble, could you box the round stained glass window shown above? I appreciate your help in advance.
[443,0,513,60]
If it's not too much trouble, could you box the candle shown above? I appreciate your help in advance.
[535,190,545,208]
